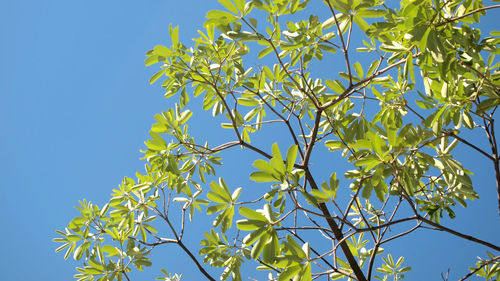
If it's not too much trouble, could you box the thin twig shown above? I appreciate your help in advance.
[458,255,500,281]
[416,215,500,251]
[436,5,500,27]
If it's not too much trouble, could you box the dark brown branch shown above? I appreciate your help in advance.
[416,215,500,251]
[177,240,217,281]
[302,110,323,167]
[325,1,353,86]
[305,169,368,281]
[490,118,500,216]
[445,132,494,161]
[458,255,500,281]
[241,142,272,159]
[380,222,423,245]
[483,117,500,215]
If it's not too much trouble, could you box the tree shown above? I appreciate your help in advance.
[54,0,500,280]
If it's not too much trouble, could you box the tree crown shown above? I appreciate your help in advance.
[55,0,500,280]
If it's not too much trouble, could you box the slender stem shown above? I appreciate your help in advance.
[436,5,500,27]
[416,215,500,251]
[177,240,217,281]
[380,222,422,245]
[241,142,272,159]
[325,1,353,86]
[458,255,500,281]
[303,110,323,167]
[251,89,305,160]
[341,177,367,229]
[445,132,494,161]
[458,60,499,95]
[321,53,419,110]
[483,117,500,215]
[367,240,381,280]
[305,169,368,281]
[287,230,356,279]
[490,118,500,216]
[356,216,418,232]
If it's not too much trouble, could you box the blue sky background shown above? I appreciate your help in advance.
[0,0,499,280]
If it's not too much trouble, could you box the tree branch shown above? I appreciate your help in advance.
[305,169,368,281]
[458,255,500,281]
[177,240,217,281]
[416,215,500,251]
[436,5,500,27]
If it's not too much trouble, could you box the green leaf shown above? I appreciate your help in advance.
[238,97,260,106]
[253,159,275,174]
[279,265,301,281]
[206,10,239,25]
[357,9,386,18]
[207,204,227,214]
[300,262,312,281]
[478,98,500,113]
[325,140,344,151]
[270,143,285,175]
[318,44,337,54]
[239,206,267,221]
[237,219,266,231]
[353,16,369,33]
[209,180,232,202]
[354,155,380,171]
[310,189,330,202]
[353,62,364,78]
[325,79,345,93]
[218,0,239,14]
[73,245,83,260]
[374,181,388,202]
[415,100,435,109]
[463,111,474,129]
[250,171,277,182]
[362,183,373,199]
[262,232,278,263]
[178,110,192,125]
[234,0,245,13]
[258,46,274,58]
[409,24,430,50]
[55,242,72,253]
[380,42,407,52]
[328,172,339,199]
[67,234,82,242]
[427,29,444,63]
[248,18,258,28]
[169,25,179,47]
[251,231,269,258]
[63,243,75,260]
[231,187,242,201]
[285,145,298,172]
[150,69,166,84]
[242,227,267,246]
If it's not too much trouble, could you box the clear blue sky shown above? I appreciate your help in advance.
[0,1,498,280]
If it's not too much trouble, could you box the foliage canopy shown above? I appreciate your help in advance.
[55,0,500,280]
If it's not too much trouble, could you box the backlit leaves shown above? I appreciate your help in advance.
[56,1,500,281]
